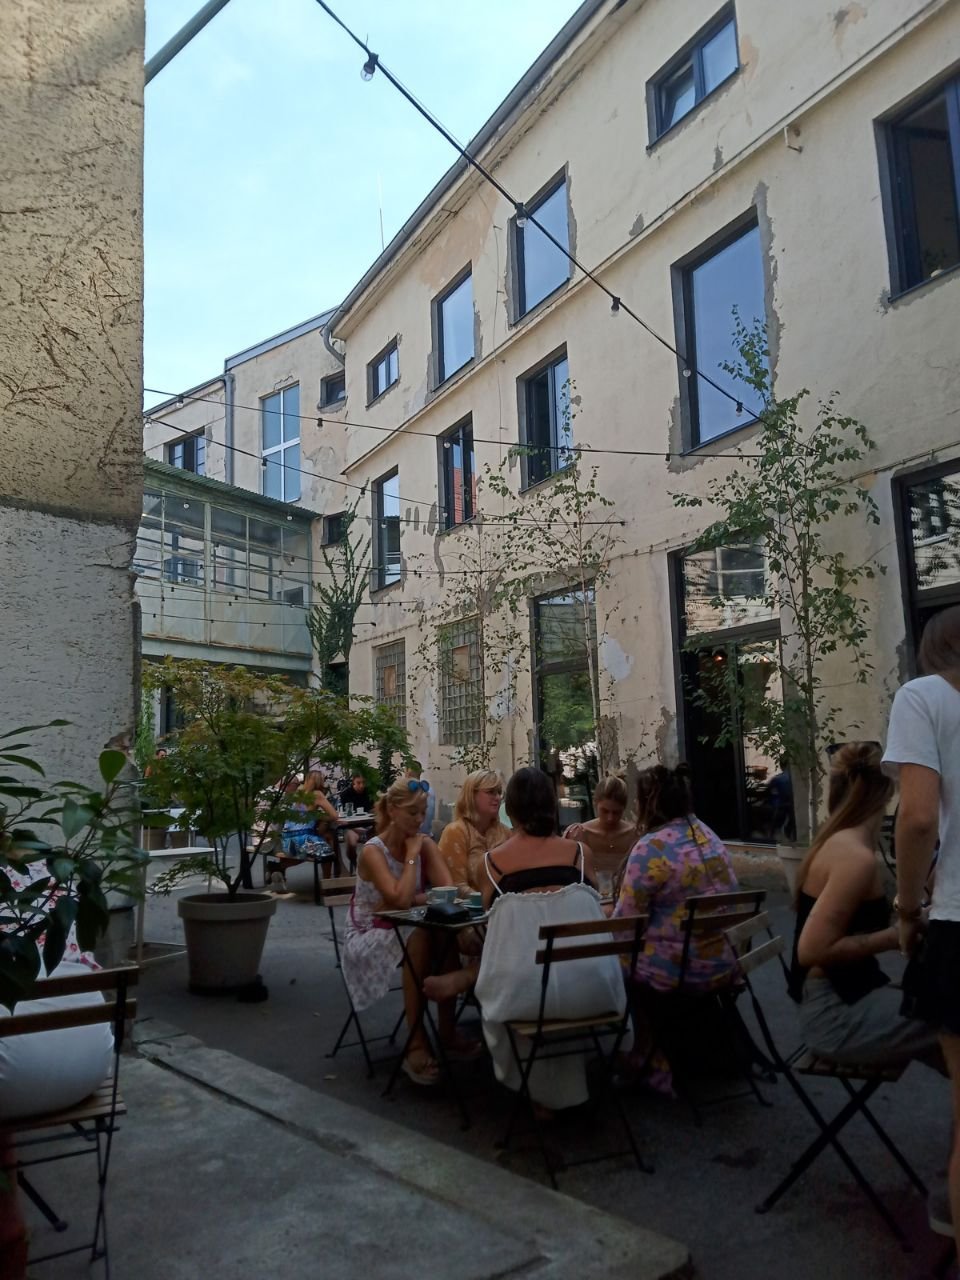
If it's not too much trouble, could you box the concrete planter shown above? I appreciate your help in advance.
[776,842,806,894]
[177,892,277,993]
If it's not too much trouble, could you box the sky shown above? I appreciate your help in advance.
[144,0,584,405]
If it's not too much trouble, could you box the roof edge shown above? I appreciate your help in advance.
[144,458,322,521]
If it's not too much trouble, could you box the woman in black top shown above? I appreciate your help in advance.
[792,742,940,1067]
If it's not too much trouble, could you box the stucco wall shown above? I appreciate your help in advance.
[0,0,144,783]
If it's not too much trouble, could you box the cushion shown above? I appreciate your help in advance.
[0,962,113,1122]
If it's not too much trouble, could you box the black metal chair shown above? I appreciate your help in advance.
[318,875,403,1078]
[724,912,926,1249]
[1,964,139,1278]
[500,914,651,1189]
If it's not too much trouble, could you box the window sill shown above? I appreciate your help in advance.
[887,261,960,306]
[680,414,760,456]
[519,459,575,496]
[510,277,571,330]
[432,356,476,395]
[320,398,347,413]
[438,514,479,538]
[366,381,399,410]
[647,68,739,152]
[370,577,403,600]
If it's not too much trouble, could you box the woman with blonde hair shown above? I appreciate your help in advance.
[791,742,940,1069]
[566,775,636,891]
[438,768,510,894]
[342,776,477,1086]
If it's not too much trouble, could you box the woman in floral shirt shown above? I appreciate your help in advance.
[612,763,739,1091]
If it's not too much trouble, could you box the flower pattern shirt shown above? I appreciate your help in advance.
[4,860,99,971]
[612,816,738,992]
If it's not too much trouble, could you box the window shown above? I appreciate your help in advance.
[373,469,401,590]
[261,384,300,502]
[320,372,346,407]
[368,341,399,403]
[440,416,476,530]
[884,77,960,293]
[375,640,407,729]
[651,7,738,139]
[435,271,474,383]
[533,588,598,817]
[516,178,570,316]
[681,543,775,635]
[322,511,346,546]
[677,219,766,445]
[162,499,204,586]
[520,351,572,487]
[166,432,205,475]
[439,617,482,746]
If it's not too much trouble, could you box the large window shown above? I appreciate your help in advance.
[896,462,960,668]
[368,340,399,403]
[373,469,401,590]
[650,6,738,140]
[375,640,407,729]
[677,220,766,445]
[516,177,570,317]
[440,416,476,530]
[162,499,204,586]
[435,271,474,383]
[166,432,205,475]
[261,384,300,502]
[439,617,482,746]
[884,77,960,294]
[520,351,572,487]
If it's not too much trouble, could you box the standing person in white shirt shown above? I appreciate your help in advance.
[883,604,960,1245]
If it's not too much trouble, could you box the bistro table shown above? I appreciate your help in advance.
[374,904,488,1129]
[330,810,376,873]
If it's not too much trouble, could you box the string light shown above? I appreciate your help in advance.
[515,202,528,229]
[361,52,378,81]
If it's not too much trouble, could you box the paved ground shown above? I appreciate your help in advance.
[129,868,955,1280]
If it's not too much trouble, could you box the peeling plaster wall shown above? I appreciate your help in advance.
[0,0,144,782]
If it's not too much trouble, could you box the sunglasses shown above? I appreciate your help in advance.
[406,779,430,793]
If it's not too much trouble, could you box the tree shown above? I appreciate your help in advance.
[143,660,409,895]
[673,318,881,838]
[308,499,371,695]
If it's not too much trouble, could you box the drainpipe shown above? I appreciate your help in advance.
[145,0,234,84]
[224,371,235,485]
[322,312,346,367]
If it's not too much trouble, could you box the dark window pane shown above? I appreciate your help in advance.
[521,182,569,313]
[439,275,474,380]
[211,507,246,538]
[660,62,695,129]
[702,19,737,94]
[195,435,205,475]
[524,354,572,485]
[322,374,345,406]
[689,223,766,442]
[909,475,960,591]
[896,92,960,286]
[262,393,281,450]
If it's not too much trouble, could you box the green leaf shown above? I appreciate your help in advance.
[50,857,75,883]
[98,749,127,785]
[62,798,95,840]
[41,912,66,975]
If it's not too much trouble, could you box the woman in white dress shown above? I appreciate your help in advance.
[342,776,474,1086]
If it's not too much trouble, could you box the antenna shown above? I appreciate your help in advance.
[377,172,385,252]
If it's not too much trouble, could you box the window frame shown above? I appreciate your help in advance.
[322,511,346,546]
[166,431,205,475]
[513,172,571,320]
[438,616,482,747]
[372,468,401,593]
[893,457,960,674]
[647,5,739,144]
[880,75,960,298]
[438,415,476,531]
[260,383,301,503]
[320,371,346,408]
[367,339,400,406]
[517,347,573,491]
[375,639,407,730]
[672,212,764,450]
[433,266,475,387]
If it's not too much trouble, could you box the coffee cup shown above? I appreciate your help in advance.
[467,890,483,910]
[426,888,444,905]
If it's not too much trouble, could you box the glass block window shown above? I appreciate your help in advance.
[439,617,482,746]
[375,640,406,729]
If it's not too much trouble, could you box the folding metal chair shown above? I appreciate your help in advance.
[637,889,772,1123]
[1,965,139,1278]
[724,912,926,1249]
[318,875,403,1078]
[500,914,652,1189]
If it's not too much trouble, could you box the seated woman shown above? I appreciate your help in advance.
[791,742,941,1069]
[611,762,739,1094]
[437,768,510,894]
[470,767,626,1113]
[342,776,478,1087]
[279,771,337,868]
[566,775,637,892]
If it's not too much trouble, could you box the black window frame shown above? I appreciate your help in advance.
[367,339,400,406]
[320,371,346,408]
[438,415,476,531]
[322,511,346,546]
[672,212,764,449]
[647,4,739,144]
[166,431,205,475]
[880,75,960,297]
[372,468,401,592]
[513,172,571,320]
[433,266,475,387]
[893,457,960,674]
[518,347,573,490]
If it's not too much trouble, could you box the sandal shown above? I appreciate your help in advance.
[402,1051,440,1086]
[440,1035,483,1061]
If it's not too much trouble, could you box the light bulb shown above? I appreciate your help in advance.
[361,53,378,81]
[515,202,527,229]
[735,401,744,416]
[610,296,621,314]
[682,367,693,379]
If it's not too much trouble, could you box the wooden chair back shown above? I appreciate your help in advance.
[2,965,139,1040]
[678,889,767,982]
[536,915,648,965]
[316,874,357,910]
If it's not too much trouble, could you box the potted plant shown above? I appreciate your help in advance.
[143,660,409,993]
[0,721,147,1012]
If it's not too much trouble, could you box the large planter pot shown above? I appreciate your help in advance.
[177,892,277,993]
[777,843,805,894]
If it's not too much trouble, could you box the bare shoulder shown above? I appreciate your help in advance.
[813,832,877,888]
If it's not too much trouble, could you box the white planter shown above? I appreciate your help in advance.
[777,843,805,894]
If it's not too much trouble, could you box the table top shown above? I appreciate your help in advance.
[376,904,488,930]
[334,811,375,827]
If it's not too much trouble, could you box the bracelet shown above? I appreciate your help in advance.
[892,895,923,922]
